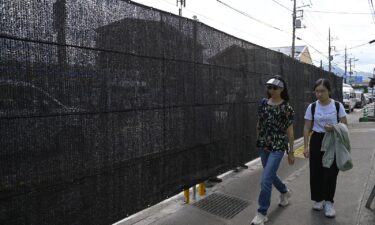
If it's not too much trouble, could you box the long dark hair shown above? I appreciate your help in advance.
[266,75,290,101]
[314,78,332,98]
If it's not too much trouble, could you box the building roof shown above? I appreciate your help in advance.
[270,45,307,59]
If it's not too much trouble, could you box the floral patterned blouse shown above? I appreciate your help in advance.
[256,98,295,152]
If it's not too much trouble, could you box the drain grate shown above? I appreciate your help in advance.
[193,193,250,219]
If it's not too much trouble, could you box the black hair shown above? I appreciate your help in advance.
[266,75,290,101]
[314,78,332,97]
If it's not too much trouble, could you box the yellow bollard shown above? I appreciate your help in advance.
[183,189,190,204]
[198,183,205,196]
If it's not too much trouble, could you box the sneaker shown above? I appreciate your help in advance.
[251,212,268,225]
[279,189,292,207]
[312,201,324,211]
[324,201,336,218]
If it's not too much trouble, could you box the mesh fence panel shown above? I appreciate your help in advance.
[0,1,342,224]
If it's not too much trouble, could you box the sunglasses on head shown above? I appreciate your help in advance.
[266,85,279,90]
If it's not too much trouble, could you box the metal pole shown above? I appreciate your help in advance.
[344,46,347,83]
[291,0,296,59]
[349,58,352,84]
[328,28,331,73]
[192,185,196,200]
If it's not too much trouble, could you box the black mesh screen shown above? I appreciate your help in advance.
[0,1,342,225]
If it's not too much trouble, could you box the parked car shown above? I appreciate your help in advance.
[364,93,373,103]
[342,83,356,112]
[354,91,365,108]
[364,95,370,104]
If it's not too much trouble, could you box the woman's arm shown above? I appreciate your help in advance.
[340,116,348,125]
[303,119,312,158]
[287,124,295,165]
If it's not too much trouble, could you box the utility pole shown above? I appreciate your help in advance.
[328,28,331,73]
[291,0,296,59]
[372,68,375,96]
[177,0,186,16]
[344,46,347,83]
[349,58,352,84]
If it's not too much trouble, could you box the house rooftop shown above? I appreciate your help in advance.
[270,45,307,59]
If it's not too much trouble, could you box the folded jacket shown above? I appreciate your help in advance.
[321,123,353,171]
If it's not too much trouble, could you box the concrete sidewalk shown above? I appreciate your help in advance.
[116,106,375,225]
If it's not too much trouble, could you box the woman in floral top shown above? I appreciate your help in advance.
[251,75,295,225]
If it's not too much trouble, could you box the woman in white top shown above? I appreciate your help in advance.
[303,78,347,218]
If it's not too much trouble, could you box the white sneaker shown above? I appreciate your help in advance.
[324,201,336,218]
[312,201,324,211]
[251,212,268,225]
[279,189,292,207]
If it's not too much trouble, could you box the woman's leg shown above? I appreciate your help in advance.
[259,150,288,193]
[309,132,325,202]
[323,158,339,202]
[258,150,285,215]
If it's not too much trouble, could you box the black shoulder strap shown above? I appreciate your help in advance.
[335,101,340,122]
[311,102,316,122]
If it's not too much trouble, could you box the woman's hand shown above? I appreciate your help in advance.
[324,124,334,132]
[303,146,310,158]
[288,152,295,165]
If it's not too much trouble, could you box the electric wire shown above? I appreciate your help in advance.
[271,0,292,12]
[158,0,269,43]
[216,0,329,59]
[305,10,372,15]
[216,0,291,35]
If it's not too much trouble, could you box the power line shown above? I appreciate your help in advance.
[184,8,268,42]
[271,0,292,12]
[305,10,372,15]
[216,0,328,60]
[145,0,284,45]
[334,40,375,51]
[157,0,269,42]
[216,0,291,35]
[303,13,326,44]
[347,42,373,50]
[150,0,331,62]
